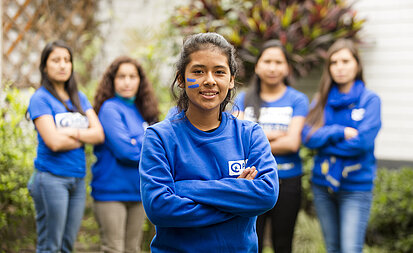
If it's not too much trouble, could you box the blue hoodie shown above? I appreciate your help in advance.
[139,111,279,252]
[302,80,381,191]
[91,97,147,201]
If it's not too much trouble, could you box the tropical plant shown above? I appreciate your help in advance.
[171,0,365,79]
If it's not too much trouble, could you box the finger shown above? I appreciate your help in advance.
[249,170,258,180]
[237,167,250,179]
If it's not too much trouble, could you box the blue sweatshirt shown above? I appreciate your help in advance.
[139,111,279,253]
[234,87,309,179]
[28,86,92,178]
[91,97,147,201]
[302,80,381,191]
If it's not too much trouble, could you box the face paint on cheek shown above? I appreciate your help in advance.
[186,78,200,88]
[188,84,199,88]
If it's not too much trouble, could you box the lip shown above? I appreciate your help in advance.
[199,90,219,99]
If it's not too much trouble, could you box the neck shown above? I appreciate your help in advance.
[260,82,287,101]
[337,81,354,93]
[185,106,221,131]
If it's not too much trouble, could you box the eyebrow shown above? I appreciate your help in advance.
[190,64,228,69]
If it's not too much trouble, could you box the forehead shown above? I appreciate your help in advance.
[330,48,355,60]
[260,47,286,60]
[117,63,138,73]
[49,47,70,58]
[187,49,229,68]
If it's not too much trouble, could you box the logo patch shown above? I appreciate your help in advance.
[228,159,248,176]
[351,108,365,121]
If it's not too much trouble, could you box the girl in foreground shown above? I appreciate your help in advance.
[139,32,279,252]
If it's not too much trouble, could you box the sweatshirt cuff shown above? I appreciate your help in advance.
[330,125,346,143]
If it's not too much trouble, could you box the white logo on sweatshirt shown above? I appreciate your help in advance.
[351,108,365,121]
[228,159,248,176]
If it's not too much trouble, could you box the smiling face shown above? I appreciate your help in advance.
[255,47,289,88]
[329,48,359,88]
[114,63,140,98]
[184,48,234,115]
[45,47,72,85]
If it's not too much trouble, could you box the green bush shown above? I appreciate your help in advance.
[0,84,36,251]
[367,168,413,253]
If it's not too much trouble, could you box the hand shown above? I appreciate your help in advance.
[344,127,358,140]
[265,130,286,141]
[237,166,257,180]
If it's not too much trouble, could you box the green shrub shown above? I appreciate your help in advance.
[0,83,36,251]
[367,167,413,253]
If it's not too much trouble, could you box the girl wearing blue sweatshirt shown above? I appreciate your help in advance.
[92,56,159,253]
[302,39,381,253]
[139,33,279,253]
[28,40,104,252]
[233,40,309,253]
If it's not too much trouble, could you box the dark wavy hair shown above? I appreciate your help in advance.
[305,39,364,131]
[39,40,85,115]
[171,32,238,120]
[93,56,159,125]
[244,39,293,120]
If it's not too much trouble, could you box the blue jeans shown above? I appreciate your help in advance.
[312,184,372,253]
[28,170,86,253]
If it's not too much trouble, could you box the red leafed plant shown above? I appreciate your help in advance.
[171,0,364,79]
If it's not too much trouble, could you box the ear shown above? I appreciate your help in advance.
[177,74,185,88]
[229,76,235,90]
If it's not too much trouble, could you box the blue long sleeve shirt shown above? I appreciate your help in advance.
[302,81,381,191]
[139,111,279,252]
[91,97,147,201]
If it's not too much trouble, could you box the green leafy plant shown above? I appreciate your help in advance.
[171,0,364,79]
[0,83,36,251]
[366,168,413,253]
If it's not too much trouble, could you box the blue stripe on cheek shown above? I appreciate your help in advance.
[188,84,199,88]
[186,78,196,82]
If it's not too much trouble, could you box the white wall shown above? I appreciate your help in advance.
[354,0,413,161]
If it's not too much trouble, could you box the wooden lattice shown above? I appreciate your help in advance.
[2,0,102,88]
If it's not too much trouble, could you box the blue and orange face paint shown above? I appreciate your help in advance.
[186,78,199,88]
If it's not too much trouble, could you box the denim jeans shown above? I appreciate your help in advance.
[28,170,86,253]
[312,184,372,253]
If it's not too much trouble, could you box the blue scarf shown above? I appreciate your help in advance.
[325,80,365,192]
[327,80,365,108]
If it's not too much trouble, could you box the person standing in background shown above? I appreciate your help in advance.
[302,39,381,253]
[92,56,159,253]
[233,40,309,253]
[27,40,105,253]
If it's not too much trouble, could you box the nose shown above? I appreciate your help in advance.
[204,71,216,85]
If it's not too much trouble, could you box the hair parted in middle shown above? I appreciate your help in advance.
[94,56,159,125]
[171,32,239,118]
[305,38,364,131]
[244,39,294,120]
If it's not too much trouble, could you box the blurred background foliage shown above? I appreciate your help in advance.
[171,0,364,80]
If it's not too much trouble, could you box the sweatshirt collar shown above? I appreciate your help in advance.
[115,93,135,105]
